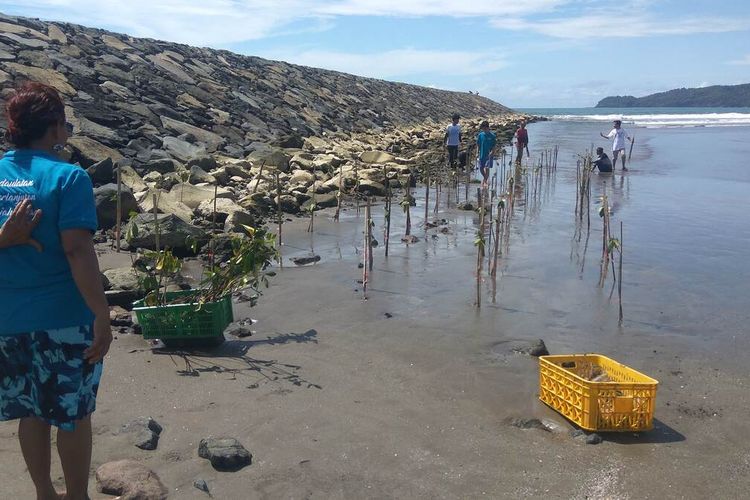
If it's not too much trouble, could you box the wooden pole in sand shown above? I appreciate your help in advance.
[363,199,369,299]
[253,160,266,194]
[384,176,392,257]
[424,163,430,225]
[276,171,283,268]
[115,162,122,252]
[152,192,160,253]
[628,136,635,167]
[618,221,624,325]
[334,163,343,221]
[367,197,373,271]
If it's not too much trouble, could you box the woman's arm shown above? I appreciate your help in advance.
[61,229,112,364]
[0,199,42,251]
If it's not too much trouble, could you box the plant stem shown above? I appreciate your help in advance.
[276,171,282,268]
[619,221,624,325]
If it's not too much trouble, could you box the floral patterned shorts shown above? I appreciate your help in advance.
[0,325,102,431]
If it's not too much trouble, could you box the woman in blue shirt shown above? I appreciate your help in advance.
[0,82,111,500]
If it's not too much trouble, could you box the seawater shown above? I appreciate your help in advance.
[520,106,750,128]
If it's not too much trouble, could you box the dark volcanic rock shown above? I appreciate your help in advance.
[198,437,252,471]
[93,183,138,229]
[124,213,207,252]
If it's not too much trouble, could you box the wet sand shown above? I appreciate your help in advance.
[2,123,750,498]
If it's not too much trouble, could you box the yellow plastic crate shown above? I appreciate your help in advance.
[538,354,658,432]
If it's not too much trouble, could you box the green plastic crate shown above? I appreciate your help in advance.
[132,290,233,342]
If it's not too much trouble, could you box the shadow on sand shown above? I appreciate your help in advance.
[603,418,685,444]
[152,329,322,389]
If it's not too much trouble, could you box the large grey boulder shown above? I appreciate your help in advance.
[195,198,255,233]
[360,150,396,164]
[124,213,207,252]
[93,183,139,229]
[162,136,206,162]
[168,183,233,210]
[86,157,114,185]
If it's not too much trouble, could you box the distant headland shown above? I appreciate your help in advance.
[596,83,750,108]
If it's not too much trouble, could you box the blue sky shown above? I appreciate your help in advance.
[2,0,750,107]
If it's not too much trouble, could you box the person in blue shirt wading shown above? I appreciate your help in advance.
[476,121,497,187]
[0,82,112,500]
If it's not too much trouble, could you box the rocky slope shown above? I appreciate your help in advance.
[0,13,510,163]
[0,13,526,259]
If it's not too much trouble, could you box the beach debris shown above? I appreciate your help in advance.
[493,339,549,358]
[96,459,168,500]
[120,416,163,450]
[291,255,321,266]
[457,201,474,211]
[507,417,552,432]
[571,429,604,445]
[193,479,211,496]
[225,320,254,338]
[401,234,419,244]
[198,437,252,471]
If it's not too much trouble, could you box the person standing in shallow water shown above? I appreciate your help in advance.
[476,120,497,187]
[0,82,112,500]
[601,119,633,171]
[514,120,529,165]
[444,113,462,169]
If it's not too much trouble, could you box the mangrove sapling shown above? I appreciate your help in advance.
[179,170,191,203]
[434,165,440,214]
[491,198,505,278]
[475,189,486,308]
[402,178,412,236]
[306,192,316,233]
[363,198,370,299]
[252,160,266,194]
[334,162,343,221]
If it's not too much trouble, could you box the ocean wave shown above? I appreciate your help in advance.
[549,113,750,128]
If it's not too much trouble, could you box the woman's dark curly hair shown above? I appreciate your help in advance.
[4,82,65,147]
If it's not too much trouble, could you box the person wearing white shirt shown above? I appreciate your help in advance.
[600,119,633,171]
[444,113,462,169]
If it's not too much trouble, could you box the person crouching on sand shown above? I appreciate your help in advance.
[476,121,496,187]
[591,147,613,173]
[600,119,633,171]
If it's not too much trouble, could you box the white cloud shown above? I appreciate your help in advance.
[492,14,750,39]
[316,0,568,17]
[4,0,574,46]
[266,48,507,79]
[728,54,750,65]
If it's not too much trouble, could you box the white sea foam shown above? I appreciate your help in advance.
[549,113,750,128]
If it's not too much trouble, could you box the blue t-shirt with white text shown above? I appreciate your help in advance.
[0,149,98,335]
[476,131,496,161]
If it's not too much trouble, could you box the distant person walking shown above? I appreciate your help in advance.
[444,113,462,169]
[476,121,496,187]
[591,147,613,173]
[0,82,111,500]
[514,120,529,165]
[600,119,633,171]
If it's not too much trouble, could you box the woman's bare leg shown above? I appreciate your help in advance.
[56,415,92,500]
[18,417,59,500]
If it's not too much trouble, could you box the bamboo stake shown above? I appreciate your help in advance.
[152,192,160,253]
[115,162,122,252]
[618,221,624,325]
[491,203,503,277]
[252,160,266,193]
[384,178,392,257]
[405,179,412,236]
[276,171,283,268]
[367,197,373,271]
[424,164,430,225]
[362,201,368,300]
[354,160,360,216]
